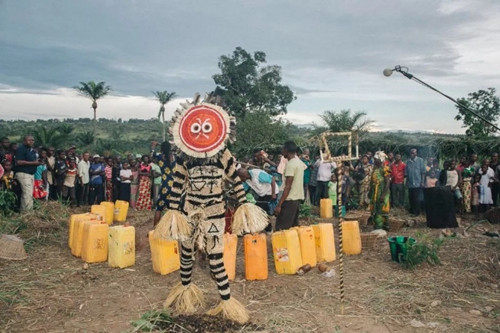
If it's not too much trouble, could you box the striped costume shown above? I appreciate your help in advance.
[171,149,247,299]
[154,95,267,324]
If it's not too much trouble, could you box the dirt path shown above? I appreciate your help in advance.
[1,209,498,332]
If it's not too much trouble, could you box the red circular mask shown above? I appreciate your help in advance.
[178,104,228,154]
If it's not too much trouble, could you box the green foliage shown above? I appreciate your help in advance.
[455,87,499,138]
[74,81,111,103]
[33,124,75,148]
[299,203,313,218]
[131,310,173,332]
[232,111,299,158]
[0,190,17,217]
[76,130,94,146]
[212,47,295,118]
[320,109,373,133]
[402,233,444,269]
[1,118,498,161]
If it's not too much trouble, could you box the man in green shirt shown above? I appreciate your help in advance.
[150,156,162,206]
[275,141,305,231]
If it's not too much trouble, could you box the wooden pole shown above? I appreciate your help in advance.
[336,166,345,314]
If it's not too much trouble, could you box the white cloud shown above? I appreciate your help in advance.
[0,86,186,120]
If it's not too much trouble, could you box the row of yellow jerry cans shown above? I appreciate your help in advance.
[272,221,362,274]
[68,213,135,268]
[89,200,129,225]
[148,222,361,280]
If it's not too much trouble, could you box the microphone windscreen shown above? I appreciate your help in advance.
[383,68,393,77]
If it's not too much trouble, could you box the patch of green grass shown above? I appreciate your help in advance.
[131,310,173,332]
[402,233,444,269]
[0,290,24,305]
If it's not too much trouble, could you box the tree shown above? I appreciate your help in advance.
[320,109,373,133]
[212,47,295,118]
[74,81,111,136]
[153,90,177,141]
[455,88,499,138]
[33,124,74,148]
[233,112,298,158]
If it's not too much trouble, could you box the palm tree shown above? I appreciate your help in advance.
[74,81,111,135]
[153,90,177,141]
[320,109,373,133]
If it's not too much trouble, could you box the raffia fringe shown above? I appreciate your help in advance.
[153,210,191,241]
[164,282,205,314]
[232,203,268,235]
[205,297,250,324]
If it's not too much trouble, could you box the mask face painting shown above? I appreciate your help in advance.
[173,103,231,158]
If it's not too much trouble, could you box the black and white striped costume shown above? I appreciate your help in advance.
[170,148,247,301]
[156,96,267,322]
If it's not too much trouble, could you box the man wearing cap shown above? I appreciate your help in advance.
[66,145,79,164]
[14,135,42,211]
[77,152,91,205]
[88,154,104,204]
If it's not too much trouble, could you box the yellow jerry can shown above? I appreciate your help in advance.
[342,220,362,255]
[81,222,109,263]
[244,233,268,280]
[108,225,135,268]
[312,223,336,262]
[71,219,99,257]
[320,198,333,218]
[99,202,114,225]
[113,200,129,222]
[68,213,98,249]
[148,231,180,275]
[292,226,317,267]
[223,233,238,281]
[271,229,303,274]
[91,205,108,224]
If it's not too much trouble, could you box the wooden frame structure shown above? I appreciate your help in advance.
[318,131,359,163]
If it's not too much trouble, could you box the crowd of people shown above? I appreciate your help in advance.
[242,145,500,230]
[1,134,498,232]
[0,136,174,215]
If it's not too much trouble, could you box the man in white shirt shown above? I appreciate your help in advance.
[77,152,90,205]
[237,167,278,214]
[314,156,337,202]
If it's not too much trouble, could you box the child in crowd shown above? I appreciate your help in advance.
[471,174,480,216]
[119,162,133,202]
[328,173,339,214]
[63,158,77,206]
[1,160,16,190]
[425,169,438,188]
[33,149,48,200]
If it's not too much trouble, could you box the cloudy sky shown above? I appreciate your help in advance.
[1,0,499,133]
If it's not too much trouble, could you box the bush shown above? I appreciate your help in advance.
[402,233,444,269]
[0,190,17,216]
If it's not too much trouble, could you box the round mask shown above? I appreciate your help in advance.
[172,103,231,158]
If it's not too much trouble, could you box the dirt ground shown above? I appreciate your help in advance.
[1,207,499,332]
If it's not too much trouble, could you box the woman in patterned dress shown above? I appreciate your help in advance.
[135,155,152,210]
[357,155,373,209]
[152,141,176,227]
[104,157,113,202]
[460,159,475,213]
[369,153,391,230]
[129,160,139,209]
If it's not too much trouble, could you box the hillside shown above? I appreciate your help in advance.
[0,118,498,159]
